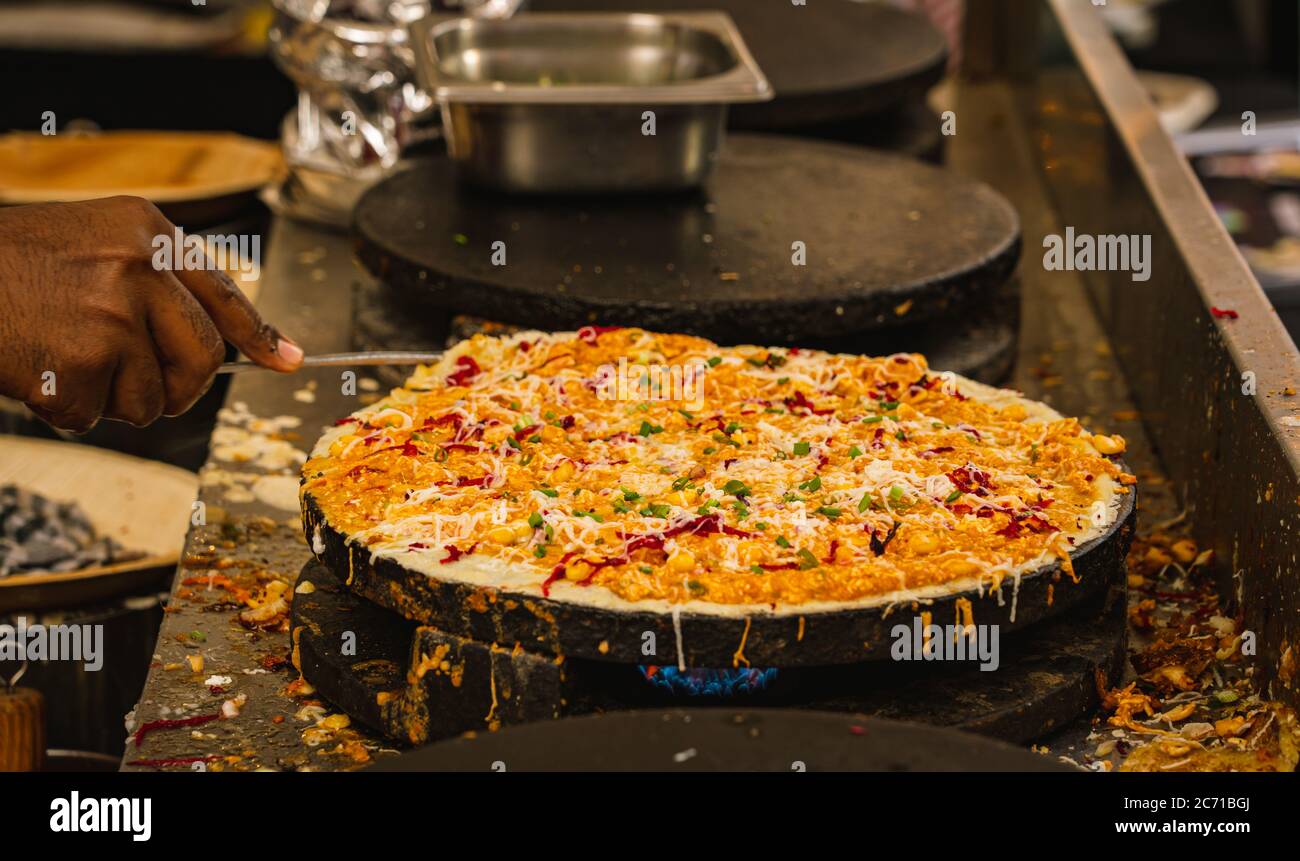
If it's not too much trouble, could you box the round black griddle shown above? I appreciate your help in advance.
[292,556,1127,745]
[303,482,1134,668]
[354,135,1021,345]
[348,271,1019,391]
[366,709,1076,772]
[534,0,949,129]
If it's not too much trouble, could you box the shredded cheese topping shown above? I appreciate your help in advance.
[302,328,1131,610]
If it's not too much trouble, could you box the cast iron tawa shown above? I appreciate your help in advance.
[301,479,1134,669]
[348,278,1020,391]
[353,134,1021,345]
[535,0,948,129]
[291,558,1126,746]
[365,709,1076,772]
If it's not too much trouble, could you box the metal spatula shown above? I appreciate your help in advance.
[218,351,445,374]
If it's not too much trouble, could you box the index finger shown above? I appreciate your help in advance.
[172,263,303,373]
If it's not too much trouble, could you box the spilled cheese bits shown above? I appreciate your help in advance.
[302,328,1128,610]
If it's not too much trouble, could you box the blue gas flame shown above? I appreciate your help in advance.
[639,665,779,696]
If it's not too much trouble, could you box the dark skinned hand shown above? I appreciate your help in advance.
[0,196,302,432]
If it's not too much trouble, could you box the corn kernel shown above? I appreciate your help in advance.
[487,526,518,545]
[540,424,566,443]
[329,434,357,456]
[1091,433,1126,455]
[319,713,351,731]
[1144,546,1173,567]
[551,460,576,483]
[668,551,695,572]
[911,531,939,555]
[1170,539,1197,565]
[512,522,534,541]
[565,560,592,581]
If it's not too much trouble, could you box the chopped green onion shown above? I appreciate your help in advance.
[723,479,751,497]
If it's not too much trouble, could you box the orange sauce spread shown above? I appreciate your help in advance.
[303,328,1125,608]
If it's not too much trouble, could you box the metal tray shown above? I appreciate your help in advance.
[410,11,771,192]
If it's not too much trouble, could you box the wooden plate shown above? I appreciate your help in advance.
[0,437,198,612]
[0,131,283,223]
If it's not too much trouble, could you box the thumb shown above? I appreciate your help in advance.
[173,266,303,372]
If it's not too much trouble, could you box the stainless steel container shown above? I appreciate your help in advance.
[411,12,772,193]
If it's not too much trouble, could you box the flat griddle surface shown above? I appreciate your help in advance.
[367,709,1075,772]
[534,0,948,128]
[303,480,1133,668]
[293,557,1126,745]
[354,135,1020,344]
[347,277,1019,390]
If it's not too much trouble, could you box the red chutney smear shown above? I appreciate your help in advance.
[133,713,221,748]
[446,355,482,387]
[368,441,420,458]
[995,512,1059,539]
[540,514,750,596]
[441,543,478,564]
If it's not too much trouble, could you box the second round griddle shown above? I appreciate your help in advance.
[534,0,949,128]
[367,709,1076,772]
[354,134,1020,345]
